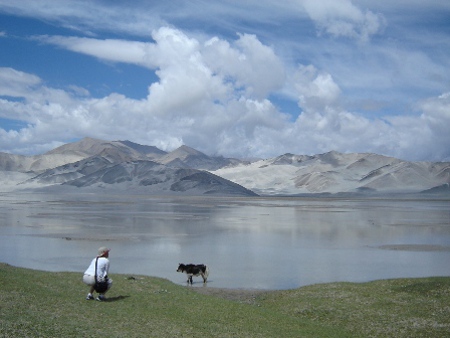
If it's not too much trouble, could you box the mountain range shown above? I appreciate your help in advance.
[1,137,449,196]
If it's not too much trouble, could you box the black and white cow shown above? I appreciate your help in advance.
[176,263,209,284]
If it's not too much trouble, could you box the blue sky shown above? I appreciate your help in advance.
[0,0,449,161]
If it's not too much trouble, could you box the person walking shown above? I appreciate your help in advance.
[83,246,113,301]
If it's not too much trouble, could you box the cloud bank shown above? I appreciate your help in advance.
[0,1,449,161]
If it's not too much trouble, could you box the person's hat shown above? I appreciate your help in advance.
[98,246,110,256]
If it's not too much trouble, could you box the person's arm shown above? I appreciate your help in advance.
[104,259,110,277]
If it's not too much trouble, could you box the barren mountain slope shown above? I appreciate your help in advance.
[212,152,450,195]
[1,138,449,195]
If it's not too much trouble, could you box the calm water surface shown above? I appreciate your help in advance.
[0,192,449,290]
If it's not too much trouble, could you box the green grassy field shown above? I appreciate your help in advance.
[1,263,449,337]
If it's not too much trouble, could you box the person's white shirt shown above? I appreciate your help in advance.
[84,256,110,280]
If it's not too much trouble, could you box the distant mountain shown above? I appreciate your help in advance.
[7,138,256,196]
[421,183,450,194]
[160,145,244,170]
[45,137,165,161]
[0,152,85,173]
[1,138,449,195]
[117,140,167,159]
[62,160,256,196]
[26,156,114,185]
[212,152,450,195]
[23,157,257,196]
[37,137,245,171]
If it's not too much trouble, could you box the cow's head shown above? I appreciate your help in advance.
[176,263,185,272]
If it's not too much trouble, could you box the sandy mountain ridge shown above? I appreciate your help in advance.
[214,152,450,195]
[0,137,449,195]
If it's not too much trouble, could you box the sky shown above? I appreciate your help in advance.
[0,1,449,161]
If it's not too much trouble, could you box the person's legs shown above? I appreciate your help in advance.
[83,274,96,300]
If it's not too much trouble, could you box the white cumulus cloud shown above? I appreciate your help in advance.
[302,0,386,41]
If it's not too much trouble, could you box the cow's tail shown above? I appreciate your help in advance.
[204,265,210,278]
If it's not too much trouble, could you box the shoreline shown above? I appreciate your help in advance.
[3,261,450,295]
[3,261,450,306]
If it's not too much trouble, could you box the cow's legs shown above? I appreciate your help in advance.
[189,276,193,284]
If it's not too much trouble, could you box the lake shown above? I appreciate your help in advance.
[0,191,449,290]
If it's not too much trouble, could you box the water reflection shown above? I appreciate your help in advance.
[0,192,449,290]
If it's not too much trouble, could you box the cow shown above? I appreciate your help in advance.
[176,263,209,284]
